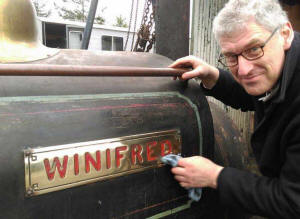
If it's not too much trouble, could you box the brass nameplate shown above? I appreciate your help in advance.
[24,130,181,196]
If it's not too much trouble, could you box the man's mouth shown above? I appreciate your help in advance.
[239,73,263,82]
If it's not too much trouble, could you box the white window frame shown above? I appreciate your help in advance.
[101,35,123,51]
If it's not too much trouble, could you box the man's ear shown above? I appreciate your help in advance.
[281,22,294,50]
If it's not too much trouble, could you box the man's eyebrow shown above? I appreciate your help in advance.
[244,38,263,48]
[222,38,263,56]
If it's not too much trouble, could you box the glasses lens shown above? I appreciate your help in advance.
[219,55,237,67]
[243,47,263,60]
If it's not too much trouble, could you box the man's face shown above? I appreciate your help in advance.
[219,22,290,96]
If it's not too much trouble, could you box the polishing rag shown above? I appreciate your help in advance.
[161,154,202,202]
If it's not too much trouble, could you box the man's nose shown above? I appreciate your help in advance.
[237,56,253,77]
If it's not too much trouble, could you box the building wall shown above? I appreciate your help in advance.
[36,19,44,43]
[87,28,135,51]
[37,18,136,51]
[65,26,136,51]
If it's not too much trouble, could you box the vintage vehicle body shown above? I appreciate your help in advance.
[0,50,217,218]
[0,0,247,218]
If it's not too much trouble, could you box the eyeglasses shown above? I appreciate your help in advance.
[218,26,280,67]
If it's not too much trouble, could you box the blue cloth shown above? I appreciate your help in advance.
[161,154,202,202]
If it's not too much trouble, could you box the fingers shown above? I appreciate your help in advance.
[171,166,185,175]
[173,76,186,81]
[173,68,202,81]
[181,68,202,80]
[174,174,191,189]
[174,175,188,183]
[168,56,195,68]
[173,76,184,81]
[170,56,206,80]
[179,182,190,188]
[170,57,194,81]
[177,157,195,167]
[172,167,190,188]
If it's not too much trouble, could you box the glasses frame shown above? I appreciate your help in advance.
[218,26,281,67]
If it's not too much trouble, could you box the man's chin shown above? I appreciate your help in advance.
[243,86,267,96]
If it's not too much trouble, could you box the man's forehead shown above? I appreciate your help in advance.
[219,24,268,53]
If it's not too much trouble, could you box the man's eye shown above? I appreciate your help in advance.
[245,46,262,58]
[249,47,260,52]
[225,55,236,61]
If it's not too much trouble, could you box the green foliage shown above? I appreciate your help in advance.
[58,7,86,22]
[32,0,51,17]
[114,15,128,28]
[55,0,105,24]
[95,15,105,25]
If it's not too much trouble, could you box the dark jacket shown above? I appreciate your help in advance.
[202,32,300,218]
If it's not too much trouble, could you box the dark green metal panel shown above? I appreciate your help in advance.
[0,52,218,218]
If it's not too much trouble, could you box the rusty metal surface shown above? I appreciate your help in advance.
[209,101,249,169]
[0,51,188,97]
[31,50,173,67]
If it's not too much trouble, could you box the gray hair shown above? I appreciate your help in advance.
[212,0,289,42]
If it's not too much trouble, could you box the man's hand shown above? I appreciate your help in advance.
[169,55,220,89]
[171,156,224,189]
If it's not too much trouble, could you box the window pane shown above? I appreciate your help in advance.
[102,36,112,51]
[113,37,123,51]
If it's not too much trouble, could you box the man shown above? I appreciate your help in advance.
[169,0,300,218]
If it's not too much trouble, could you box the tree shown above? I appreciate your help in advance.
[57,6,86,21]
[114,15,128,28]
[94,15,105,25]
[94,7,107,25]
[32,0,51,17]
[54,0,105,24]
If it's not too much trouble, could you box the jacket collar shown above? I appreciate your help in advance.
[272,31,300,103]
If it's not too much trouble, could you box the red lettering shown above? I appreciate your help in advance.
[44,156,68,180]
[106,149,111,169]
[147,141,158,161]
[74,153,79,175]
[131,144,143,165]
[116,146,127,168]
[85,151,101,173]
[161,140,173,157]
